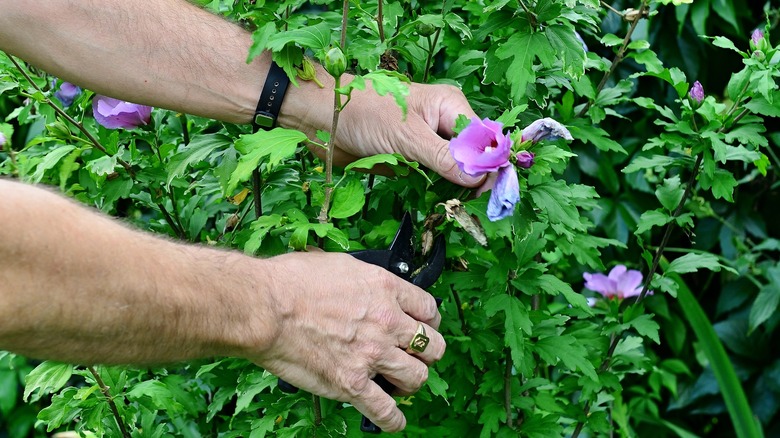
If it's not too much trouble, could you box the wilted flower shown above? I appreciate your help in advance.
[521,118,573,143]
[515,151,535,169]
[583,265,648,300]
[52,80,81,107]
[450,117,512,176]
[487,166,520,222]
[0,132,6,147]
[688,81,704,104]
[92,95,152,129]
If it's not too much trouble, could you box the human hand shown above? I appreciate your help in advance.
[279,67,485,188]
[250,251,445,432]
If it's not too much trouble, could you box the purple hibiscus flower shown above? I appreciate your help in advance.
[52,80,81,107]
[515,151,535,169]
[689,81,704,104]
[92,95,152,129]
[487,166,520,222]
[583,265,648,300]
[449,117,512,177]
[521,118,573,143]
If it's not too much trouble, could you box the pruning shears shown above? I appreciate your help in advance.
[277,212,446,433]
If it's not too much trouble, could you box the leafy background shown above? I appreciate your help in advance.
[0,0,779,436]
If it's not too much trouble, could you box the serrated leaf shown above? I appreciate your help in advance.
[484,295,532,372]
[32,145,77,183]
[24,362,74,402]
[227,128,306,194]
[666,253,722,275]
[534,335,597,380]
[626,314,661,344]
[568,125,626,153]
[623,155,690,174]
[167,134,232,184]
[655,175,684,211]
[266,22,332,55]
[749,264,780,334]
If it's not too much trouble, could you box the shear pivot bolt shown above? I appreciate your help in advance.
[394,262,410,274]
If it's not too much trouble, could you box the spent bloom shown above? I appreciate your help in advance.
[583,265,648,301]
[487,166,520,221]
[515,151,535,169]
[689,81,704,104]
[52,80,81,107]
[92,95,152,129]
[450,117,512,176]
[520,118,573,143]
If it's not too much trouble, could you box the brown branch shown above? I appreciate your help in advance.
[377,0,386,42]
[88,366,131,438]
[7,54,135,178]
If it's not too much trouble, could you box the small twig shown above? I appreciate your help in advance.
[156,201,186,238]
[517,0,538,28]
[312,393,323,430]
[88,366,131,438]
[423,30,442,83]
[179,113,190,145]
[504,350,514,428]
[7,54,135,177]
[600,0,624,17]
[362,174,376,217]
[166,190,187,240]
[577,0,649,118]
[450,289,469,334]
[1,139,18,177]
[252,168,263,218]
[377,0,386,42]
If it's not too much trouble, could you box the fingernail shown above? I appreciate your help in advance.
[457,170,482,187]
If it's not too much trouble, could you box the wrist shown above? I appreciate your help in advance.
[277,62,346,136]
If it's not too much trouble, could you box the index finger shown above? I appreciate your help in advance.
[350,380,407,433]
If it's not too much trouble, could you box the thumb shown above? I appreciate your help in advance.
[414,125,485,188]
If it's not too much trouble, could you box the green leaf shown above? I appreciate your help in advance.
[86,154,118,176]
[127,380,181,412]
[744,95,780,117]
[534,335,597,380]
[711,36,742,54]
[24,361,74,403]
[665,252,722,274]
[329,178,365,219]
[545,25,585,79]
[227,128,306,194]
[485,295,532,373]
[623,155,690,174]
[655,175,684,211]
[495,32,541,103]
[748,264,780,333]
[625,314,661,344]
[245,214,284,254]
[266,22,332,56]
[167,134,232,184]
[529,181,583,230]
[425,367,450,403]
[666,258,764,438]
[568,125,626,153]
[31,145,77,183]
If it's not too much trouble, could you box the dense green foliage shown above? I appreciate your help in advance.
[1,0,779,436]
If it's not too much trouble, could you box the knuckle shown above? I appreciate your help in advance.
[413,363,429,388]
[343,370,370,400]
[374,401,401,428]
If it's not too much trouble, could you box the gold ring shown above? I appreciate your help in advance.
[407,323,430,353]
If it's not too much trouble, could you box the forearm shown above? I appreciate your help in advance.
[0,179,278,364]
[0,0,278,124]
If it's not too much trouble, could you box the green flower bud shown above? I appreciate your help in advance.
[47,121,71,139]
[296,57,324,88]
[416,22,437,37]
[324,47,346,77]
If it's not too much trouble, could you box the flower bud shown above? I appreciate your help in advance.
[416,22,437,37]
[296,57,324,88]
[688,81,704,105]
[515,151,535,169]
[750,28,765,51]
[52,80,81,107]
[753,50,766,61]
[0,132,6,147]
[47,121,72,139]
[324,47,346,77]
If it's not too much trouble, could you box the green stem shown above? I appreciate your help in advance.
[504,350,514,428]
[252,168,263,219]
[179,113,190,145]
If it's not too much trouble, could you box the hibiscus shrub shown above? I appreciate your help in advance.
[1,0,780,437]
